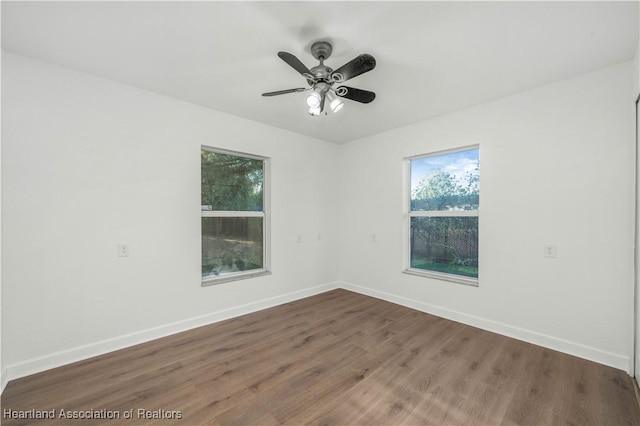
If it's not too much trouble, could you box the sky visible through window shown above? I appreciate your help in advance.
[411,148,479,193]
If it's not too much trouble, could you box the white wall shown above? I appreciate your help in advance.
[634,37,640,378]
[1,52,340,381]
[2,50,637,388]
[338,62,635,371]
[0,34,4,391]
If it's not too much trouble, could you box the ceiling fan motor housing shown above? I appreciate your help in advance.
[310,65,333,80]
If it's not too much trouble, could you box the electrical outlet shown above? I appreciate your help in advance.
[118,243,130,257]
[544,244,557,258]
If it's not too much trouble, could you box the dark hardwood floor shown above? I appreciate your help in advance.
[2,289,639,425]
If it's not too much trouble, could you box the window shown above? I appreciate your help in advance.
[201,147,270,285]
[405,146,479,285]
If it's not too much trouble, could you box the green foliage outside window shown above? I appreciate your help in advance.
[201,150,263,211]
[411,168,479,211]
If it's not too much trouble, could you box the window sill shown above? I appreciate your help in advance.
[202,269,271,287]
[402,268,478,287]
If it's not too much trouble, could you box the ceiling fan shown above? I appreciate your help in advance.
[262,41,376,116]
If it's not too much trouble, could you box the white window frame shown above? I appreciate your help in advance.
[402,145,479,287]
[201,146,271,286]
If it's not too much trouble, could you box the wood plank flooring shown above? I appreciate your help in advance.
[2,289,639,425]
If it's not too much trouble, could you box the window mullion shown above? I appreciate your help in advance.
[409,210,478,217]
[202,210,265,218]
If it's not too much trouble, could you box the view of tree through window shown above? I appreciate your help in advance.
[409,147,479,280]
[201,151,263,211]
[201,149,267,281]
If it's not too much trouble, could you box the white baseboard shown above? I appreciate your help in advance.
[3,281,340,386]
[2,279,629,392]
[340,281,629,372]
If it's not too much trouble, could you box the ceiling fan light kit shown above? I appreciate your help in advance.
[306,91,322,108]
[262,41,376,117]
[326,91,344,113]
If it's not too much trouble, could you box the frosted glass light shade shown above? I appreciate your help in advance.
[308,106,321,116]
[330,98,344,113]
[306,92,322,108]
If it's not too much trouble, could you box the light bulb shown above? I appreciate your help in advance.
[330,98,344,113]
[326,91,344,113]
[308,106,321,116]
[306,92,322,108]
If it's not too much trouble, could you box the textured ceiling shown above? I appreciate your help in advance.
[2,1,639,144]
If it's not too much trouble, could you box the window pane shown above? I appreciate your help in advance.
[202,217,264,279]
[410,216,478,278]
[411,148,479,211]
[201,150,264,211]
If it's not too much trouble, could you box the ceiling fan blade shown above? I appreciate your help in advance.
[262,88,307,97]
[335,86,376,104]
[330,54,376,83]
[278,52,315,82]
